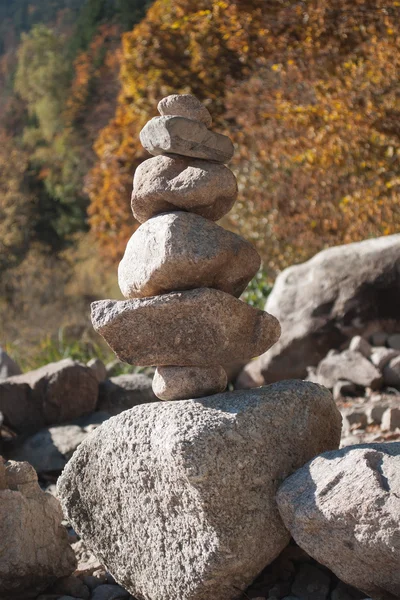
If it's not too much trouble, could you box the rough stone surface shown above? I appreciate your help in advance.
[91,288,281,367]
[0,347,21,379]
[140,116,234,163]
[0,378,44,434]
[238,234,400,387]
[277,443,400,600]
[0,459,76,599]
[381,407,400,431]
[98,374,157,415]
[387,334,400,350]
[315,350,383,389]
[3,359,98,431]
[118,212,260,299]
[131,155,237,223]
[291,563,330,600]
[152,366,227,400]
[370,347,399,370]
[382,355,400,387]
[6,414,109,472]
[348,336,371,358]
[158,94,212,128]
[58,381,341,600]
[87,358,108,383]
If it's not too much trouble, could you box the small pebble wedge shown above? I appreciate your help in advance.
[118,212,260,299]
[140,116,234,163]
[153,365,227,400]
[131,155,237,223]
[91,288,281,367]
[158,94,212,128]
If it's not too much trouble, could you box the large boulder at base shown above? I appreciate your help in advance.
[131,155,237,223]
[238,234,400,387]
[277,443,400,600]
[91,288,281,367]
[97,374,157,415]
[0,459,76,599]
[0,347,21,379]
[1,359,98,433]
[57,381,341,600]
[119,212,260,299]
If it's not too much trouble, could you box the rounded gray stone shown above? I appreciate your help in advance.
[152,366,227,400]
[277,443,400,600]
[140,116,234,163]
[131,155,237,223]
[118,212,260,299]
[158,94,212,128]
[91,288,281,367]
[57,381,341,600]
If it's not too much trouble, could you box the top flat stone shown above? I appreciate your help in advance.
[158,94,212,128]
[140,116,234,163]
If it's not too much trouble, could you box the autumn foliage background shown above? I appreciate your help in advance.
[0,0,399,366]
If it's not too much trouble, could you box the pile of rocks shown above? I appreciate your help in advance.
[92,93,280,401]
[306,333,400,446]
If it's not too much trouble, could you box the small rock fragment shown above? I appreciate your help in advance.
[98,374,157,415]
[381,407,400,431]
[87,358,107,383]
[349,336,371,358]
[0,347,21,379]
[158,94,212,127]
[140,116,234,163]
[387,334,400,350]
[291,563,331,600]
[316,350,382,390]
[382,355,400,387]
[333,380,364,401]
[370,347,399,370]
[153,366,227,400]
[370,332,388,347]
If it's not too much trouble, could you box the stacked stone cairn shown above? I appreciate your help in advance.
[58,96,343,600]
[91,94,281,400]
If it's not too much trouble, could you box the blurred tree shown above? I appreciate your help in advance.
[88,0,400,270]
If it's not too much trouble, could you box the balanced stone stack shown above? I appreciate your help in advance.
[91,94,281,400]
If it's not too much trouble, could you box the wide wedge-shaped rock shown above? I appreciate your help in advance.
[57,381,341,600]
[140,116,234,163]
[118,212,260,299]
[91,288,280,367]
[277,443,400,600]
[131,155,237,223]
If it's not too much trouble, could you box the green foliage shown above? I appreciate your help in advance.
[241,269,273,310]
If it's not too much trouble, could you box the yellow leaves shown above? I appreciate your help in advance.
[271,63,282,72]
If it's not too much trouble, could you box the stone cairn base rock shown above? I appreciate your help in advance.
[58,95,342,600]
[0,458,76,599]
[58,382,341,600]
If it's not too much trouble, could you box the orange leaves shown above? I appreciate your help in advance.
[87,0,400,269]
